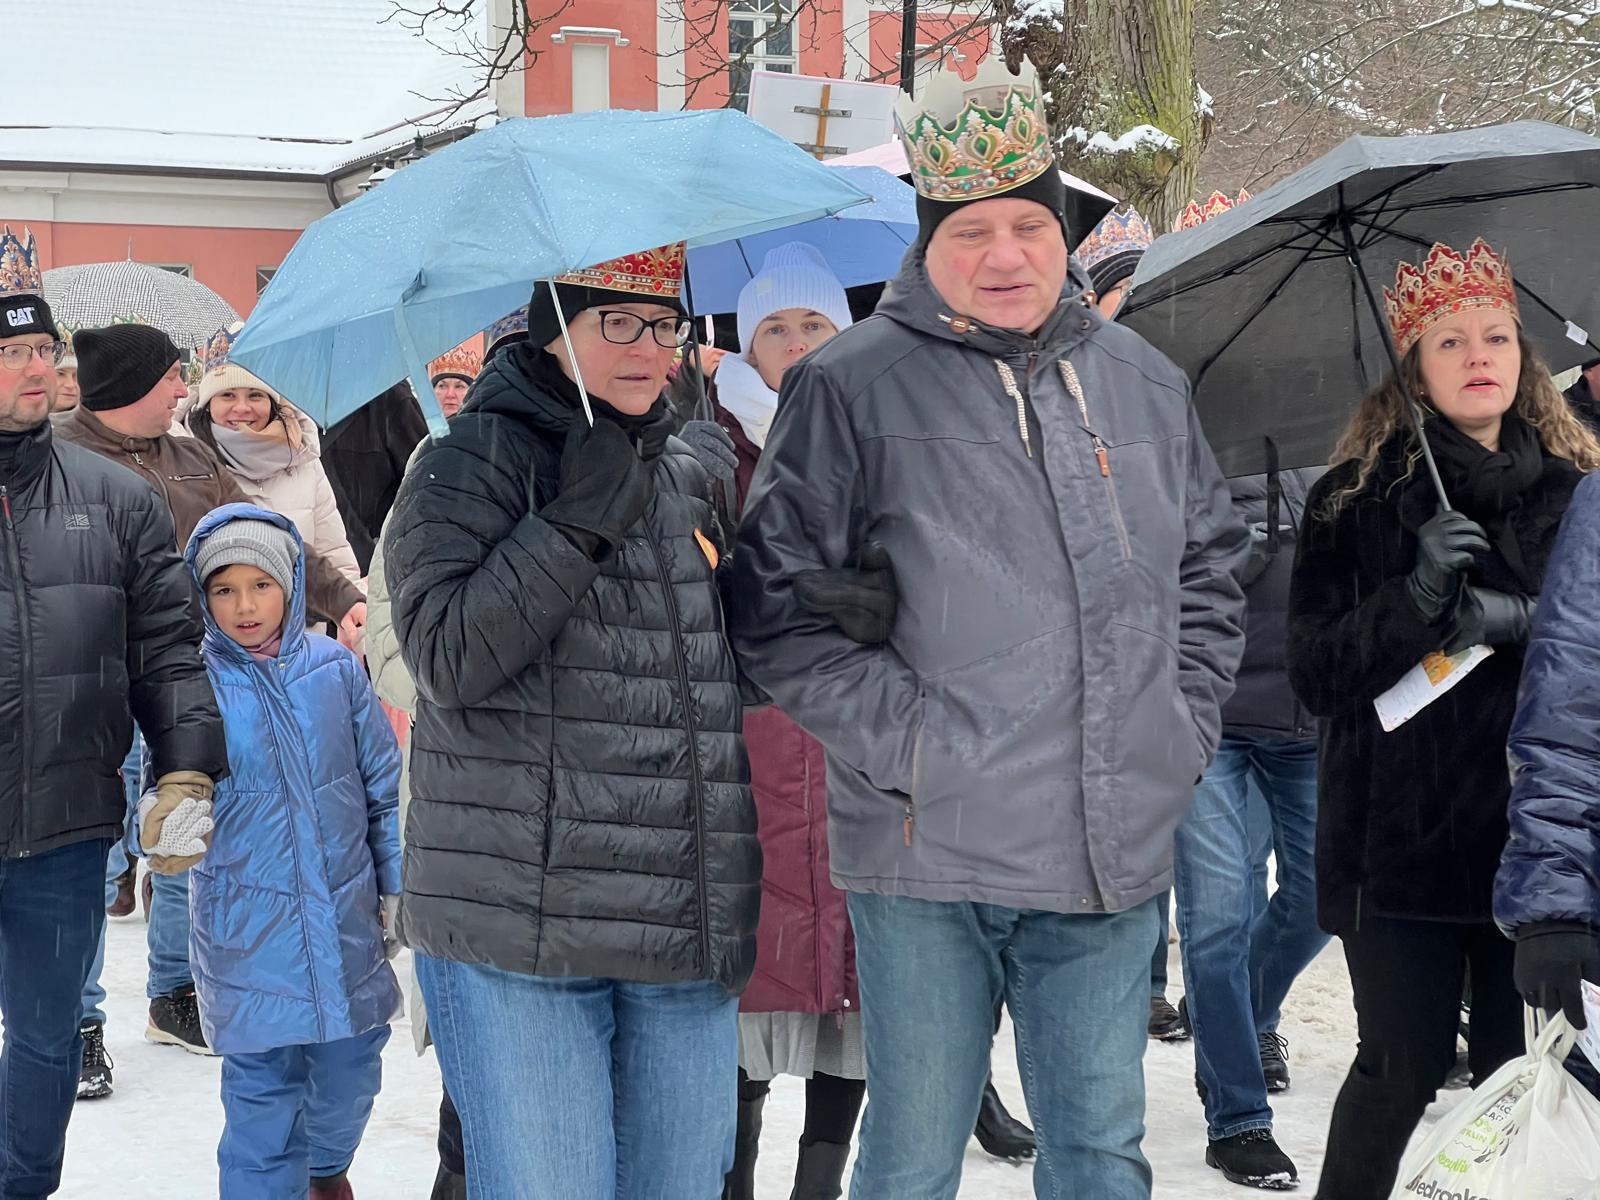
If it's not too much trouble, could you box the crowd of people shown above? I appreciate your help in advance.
[0,55,1596,1200]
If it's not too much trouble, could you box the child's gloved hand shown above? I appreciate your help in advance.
[380,894,402,960]
[138,771,215,874]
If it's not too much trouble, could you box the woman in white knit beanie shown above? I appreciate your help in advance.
[715,241,854,455]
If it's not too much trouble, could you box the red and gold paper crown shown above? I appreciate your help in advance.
[555,242,687,299]
[1383,239,1519,357]
[1174,189,1252,232]
[0,225,43,299]
[429,341,483,384]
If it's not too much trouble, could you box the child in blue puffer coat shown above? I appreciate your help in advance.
[183,502,402,1200]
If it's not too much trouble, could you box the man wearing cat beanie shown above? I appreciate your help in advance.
[58,321,368,1060]
[0,225,226,1195]
[730,59,1248,1198]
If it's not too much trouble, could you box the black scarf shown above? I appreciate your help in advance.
[1424,412,1546,588]
[517,345,674,460]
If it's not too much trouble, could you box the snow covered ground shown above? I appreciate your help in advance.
[62,907,1457,1198]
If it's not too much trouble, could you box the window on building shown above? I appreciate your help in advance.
[149,263,193,278]
[256,267,277,297]
[729,0,796,112]
[571,41,611,112]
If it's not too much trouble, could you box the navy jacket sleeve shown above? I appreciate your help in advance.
[1495,471,1600,936]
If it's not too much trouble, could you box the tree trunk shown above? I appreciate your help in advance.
[996,0,1205,232]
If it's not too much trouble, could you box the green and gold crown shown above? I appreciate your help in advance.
[894,58,1054,203]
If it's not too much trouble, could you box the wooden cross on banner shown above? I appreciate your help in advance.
[792,83,850,159]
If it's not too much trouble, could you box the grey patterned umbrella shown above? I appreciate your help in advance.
[43,261,241,350]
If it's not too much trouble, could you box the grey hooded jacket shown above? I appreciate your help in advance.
[729,255,1249,915]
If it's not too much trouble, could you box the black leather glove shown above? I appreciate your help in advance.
[539,416,654,562]
[1443,587,1536,654]
[1514,923,1600,1029]
[1407,510,1489,623]
[793,542,898,645]
[678,420,738,484]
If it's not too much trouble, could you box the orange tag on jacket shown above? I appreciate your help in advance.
[694,528,719,570]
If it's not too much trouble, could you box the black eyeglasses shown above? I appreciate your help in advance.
[595,311,692,348]
[0,341,67,371]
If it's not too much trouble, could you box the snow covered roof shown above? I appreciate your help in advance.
[0,0,494,177]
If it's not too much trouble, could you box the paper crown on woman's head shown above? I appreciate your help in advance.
[894,57,1055,204]
[429,342,482,384]
[1384,238,1519,357]
[1077,207,1156,270]
[555,242,687,299]
[485,306,528,346]
[1174,188,1252,232]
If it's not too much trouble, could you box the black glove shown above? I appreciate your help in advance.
[793,542,898,645]
[1514,923,1600,1029]
[1443,587,1536,654]
[1407,510,1489,623]
[539,416,654,562]
[677,420,738,484]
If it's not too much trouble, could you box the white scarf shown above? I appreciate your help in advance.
[715,355,779,449]
[207,405,319,484]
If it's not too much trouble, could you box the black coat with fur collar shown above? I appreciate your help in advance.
[1288,429,1581,933]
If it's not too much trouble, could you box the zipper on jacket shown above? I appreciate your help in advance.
[646,532,714,975]
[905,725,925,847]
[0,486,34,855]
[128,449,173,514]
[991,361,1034,458]
[1057,361,1132,560]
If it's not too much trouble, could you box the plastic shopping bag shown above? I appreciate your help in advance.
[1389,1011,1600,1199]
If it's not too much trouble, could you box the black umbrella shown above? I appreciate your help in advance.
[1121,121,1600,496]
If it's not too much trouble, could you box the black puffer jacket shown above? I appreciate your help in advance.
[385,346,759,993]
[0,422,226,858]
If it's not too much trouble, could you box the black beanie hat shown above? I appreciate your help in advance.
[525,281,686,352]
[76,324,181,412]
[1086,249,1146,299]
[915,165,1070,248]
[0,292,59,341]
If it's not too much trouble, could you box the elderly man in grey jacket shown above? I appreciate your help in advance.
[730,62,1248,1200]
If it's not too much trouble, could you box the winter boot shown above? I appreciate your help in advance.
[107,864,137,918]
[974,1079,1035,1163]
[1205,1129,1299,1190]
[430,1162,468,1199]
[310,1171,355,1200]
[788,1139,850,1200]
[721,1089,766,1200]
[76,1020,114,1100]
[1149,995,1191,1041]
[1259,1031,1291,1092]
[146,985,215,1056]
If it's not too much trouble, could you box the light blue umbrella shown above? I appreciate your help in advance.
[230,109,870,431]
[684,165,915,314]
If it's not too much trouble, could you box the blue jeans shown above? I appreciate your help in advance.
[217,1026,390,1197]
[81,736,143,1025]
[1173,732,1328,1140]
[146,868,193,999]
[0,838,112,1197]
[416,956,738,1200]
[847,891,1157,1200]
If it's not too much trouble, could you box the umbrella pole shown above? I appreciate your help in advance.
[1339,215,1452,510]
[682,271,713,424]
[548,279,596,427]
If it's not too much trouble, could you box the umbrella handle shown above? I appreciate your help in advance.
[1340,211,1452,511]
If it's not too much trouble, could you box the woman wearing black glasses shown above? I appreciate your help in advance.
[383,244,760,1200]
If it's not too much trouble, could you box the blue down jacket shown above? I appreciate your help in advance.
[1495,472,1600,937]
[184,503,402,1056]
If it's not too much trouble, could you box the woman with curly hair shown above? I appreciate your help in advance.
[1287,239,1600,1200]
